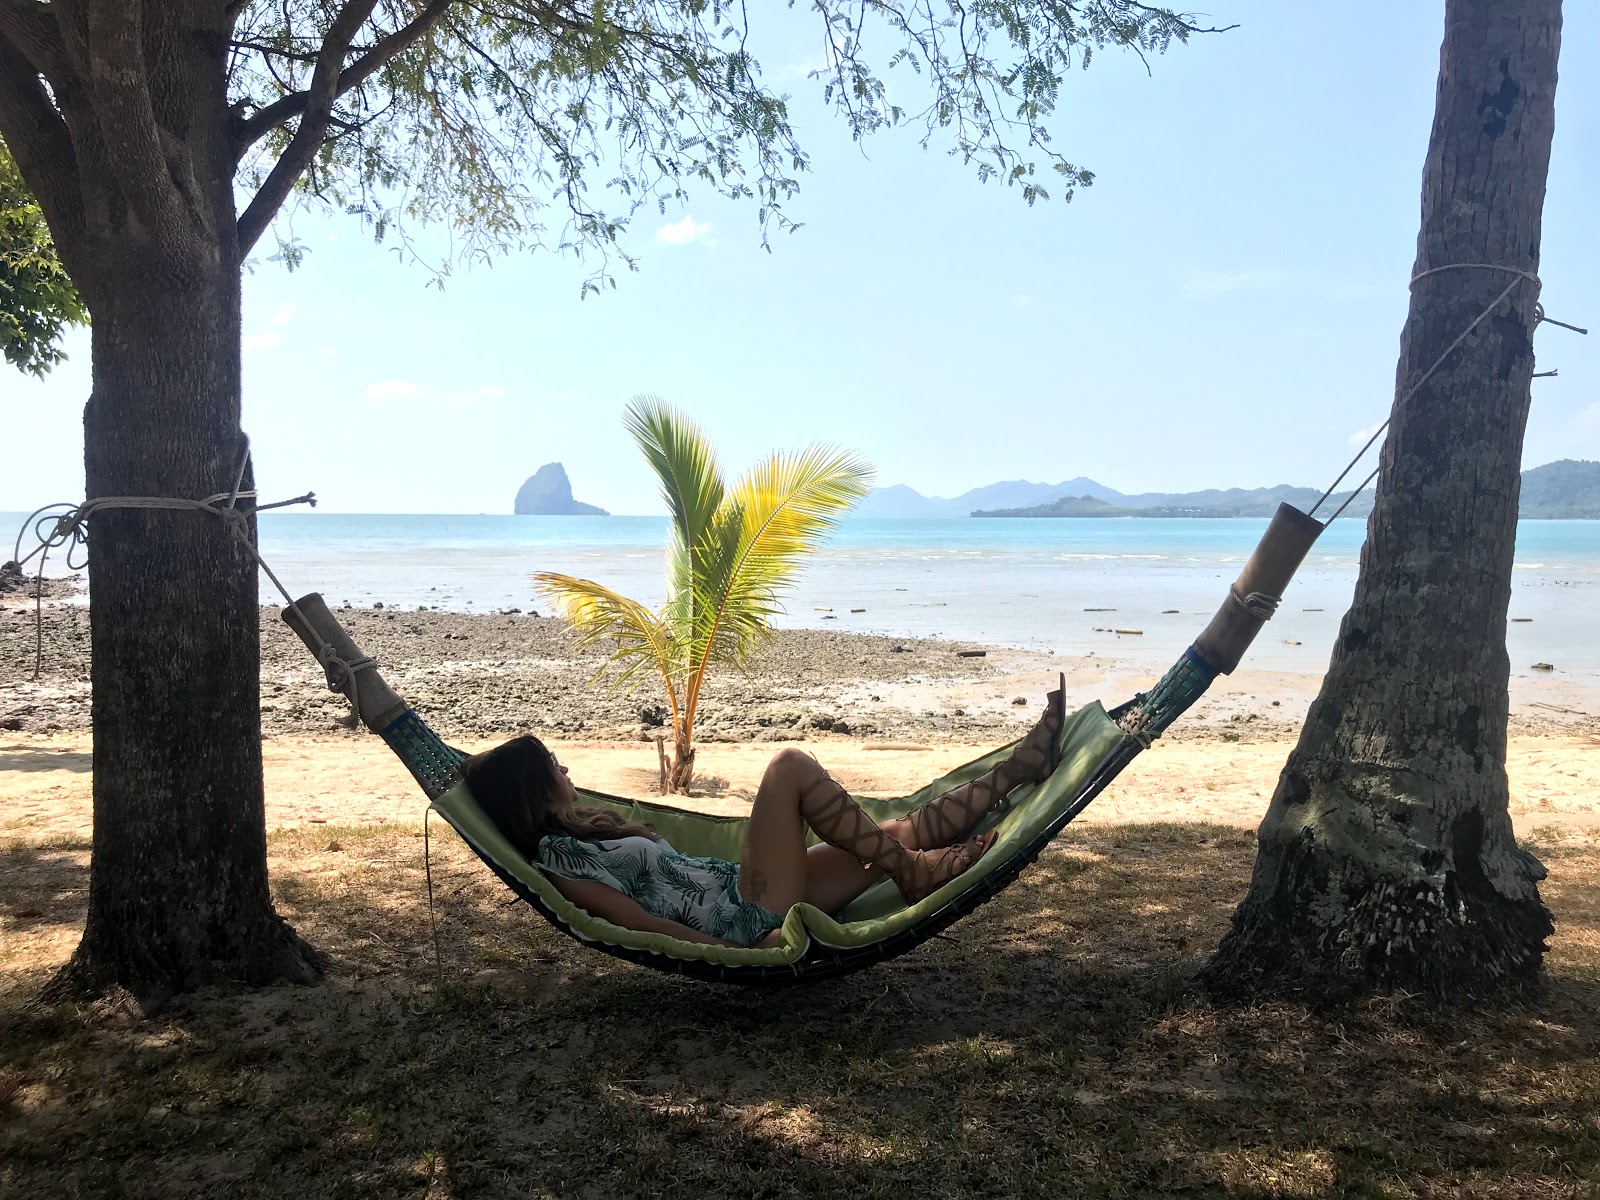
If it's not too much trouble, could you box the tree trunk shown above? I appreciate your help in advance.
[46,262,321,1009]
[667,731,696,794]
[39,7,321,1007]
[1203,0,1560,1003]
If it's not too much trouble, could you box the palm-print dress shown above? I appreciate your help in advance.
[533,835,786,947]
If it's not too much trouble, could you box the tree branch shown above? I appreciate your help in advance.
[0,26,87,272]
[0,0,65,74]
[233,0,456,157]
[235,0,385,254]
[54,2,187,239]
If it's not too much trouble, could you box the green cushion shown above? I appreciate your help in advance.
[432,701,1128,968]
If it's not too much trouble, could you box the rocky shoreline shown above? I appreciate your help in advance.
[1,601,1078,743]
[6,598,1592,743]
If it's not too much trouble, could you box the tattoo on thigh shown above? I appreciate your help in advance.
[746,869,768,903]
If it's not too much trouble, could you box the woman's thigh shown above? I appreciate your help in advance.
[736,755,816,913]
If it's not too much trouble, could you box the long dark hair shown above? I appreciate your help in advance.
[461,735,655,858]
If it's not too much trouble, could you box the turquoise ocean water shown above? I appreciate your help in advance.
[10,512,1598,676]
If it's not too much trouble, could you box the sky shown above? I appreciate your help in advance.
[3,1,1596,516]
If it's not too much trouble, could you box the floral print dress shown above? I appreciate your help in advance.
[533,834,786,947]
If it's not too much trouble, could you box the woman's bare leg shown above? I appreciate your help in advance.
[738,749,987,912]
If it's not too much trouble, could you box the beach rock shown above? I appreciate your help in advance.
[1012,696,1027,706]
[514,463,609,516]
[1532,662,1555,671]
[638,704,667,727]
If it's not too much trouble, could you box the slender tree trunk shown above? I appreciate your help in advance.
[1204,0,1560,1002]
[668,730,696,793]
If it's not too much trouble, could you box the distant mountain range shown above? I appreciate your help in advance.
[854,460,1600,520]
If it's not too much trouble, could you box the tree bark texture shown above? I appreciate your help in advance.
[1204,0,1560,1002]
[0,3,321,1006]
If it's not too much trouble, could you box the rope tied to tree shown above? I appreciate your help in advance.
[1310,263,1587,522]
[8,446,364,724]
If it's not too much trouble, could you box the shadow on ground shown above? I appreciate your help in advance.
[2,823,1598,1198]
[0,744,93,774]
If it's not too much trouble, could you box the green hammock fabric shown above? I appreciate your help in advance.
[430,700,1130,972]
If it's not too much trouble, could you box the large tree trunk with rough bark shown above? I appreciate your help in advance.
[1203,0,1560,1002]
[1,3,322,1007]
[50,262,321,1007]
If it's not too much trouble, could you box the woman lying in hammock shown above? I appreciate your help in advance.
[461,676,1066,949]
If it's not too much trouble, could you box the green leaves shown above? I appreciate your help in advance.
[534,397,873,777]
[0,141,87,378]
[222,2,1214,290]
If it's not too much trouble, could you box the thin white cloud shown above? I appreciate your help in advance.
[1573,403,1600,436]
[1348,421,1385,448]
[271,304,296,326]
[242,330,280,355]
[657,215,711,246]
[364,379,419,400]
[1179,267,1293,297]
[1011,293,1034,311]
[478,384,509,399]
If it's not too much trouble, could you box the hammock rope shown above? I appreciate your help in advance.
[1309,263,1586,521]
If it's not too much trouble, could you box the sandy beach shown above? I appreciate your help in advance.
[4,595,1598,843]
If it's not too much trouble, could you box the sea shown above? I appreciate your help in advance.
[12,511,1594,679]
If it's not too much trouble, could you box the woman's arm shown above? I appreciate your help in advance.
[547,876,744,947]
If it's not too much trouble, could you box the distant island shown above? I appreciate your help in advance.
[861,459,1600,520]
[513,463,609,516]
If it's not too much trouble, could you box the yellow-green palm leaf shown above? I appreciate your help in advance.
[680,446,873,718]
[531,572,683,701]
[624,395,724,631]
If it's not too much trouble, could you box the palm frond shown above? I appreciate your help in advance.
[680,445,873,717]
[623,395,724,611]
[531,571,683,701]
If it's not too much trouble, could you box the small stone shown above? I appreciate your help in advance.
[1162,609,1179,614]
[956,650,986,658]
[373,601,384,609]
[891,645,907,653]
[326,841,343,852]
[309,817,327,824]
[1532,662,1555,671]
[0,717,22,731]
[1012,696,1027,706]
[1271,700,1281,707]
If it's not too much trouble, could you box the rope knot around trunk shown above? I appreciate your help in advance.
[6,446,358,719]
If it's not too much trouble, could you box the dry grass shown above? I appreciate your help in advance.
[2,822,1598,1199]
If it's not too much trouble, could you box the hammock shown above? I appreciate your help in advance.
[283,503,1323,985]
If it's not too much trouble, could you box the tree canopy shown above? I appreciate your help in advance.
[227,1,1221,286]
[0,138,84,376]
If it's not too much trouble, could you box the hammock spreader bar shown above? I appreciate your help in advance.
[280,503,1324,985]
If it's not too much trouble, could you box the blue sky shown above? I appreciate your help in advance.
[4,1,1596,516]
